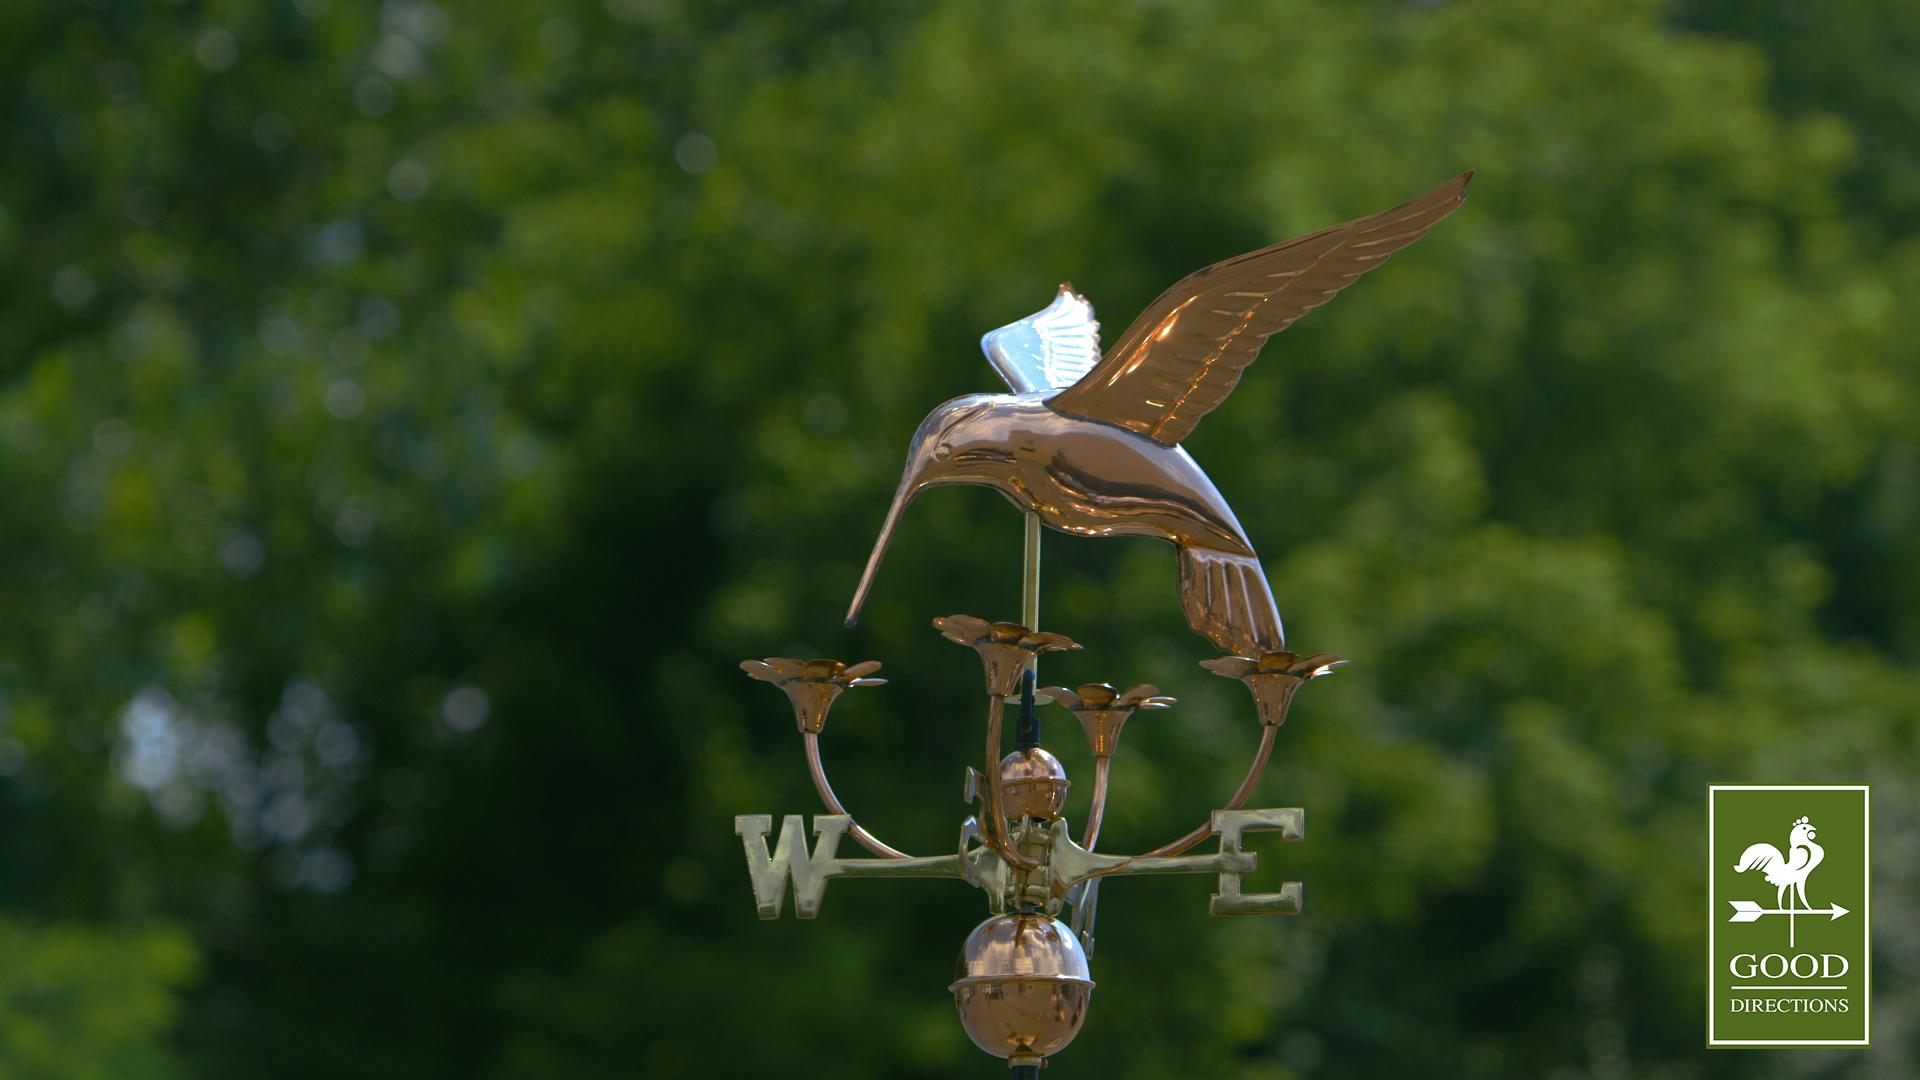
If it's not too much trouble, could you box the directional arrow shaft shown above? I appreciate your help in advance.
[1727,900,1849,922]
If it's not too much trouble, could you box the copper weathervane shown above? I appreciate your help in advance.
[735,173,1472,1074]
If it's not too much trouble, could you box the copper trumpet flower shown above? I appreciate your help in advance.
[739,657,886,733]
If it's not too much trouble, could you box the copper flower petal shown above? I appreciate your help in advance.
[1037,686,1083,709]
[933,614,993,646]
[939,619,1079,694]
[742,656,886,733]
[744,657,817,682]
[1291,652,1347,677]
[1018,631,1081,654]
[840,659,884,681]
[1202,649,1341,727]
[1255,651,1302,674]
[1199,656,1259,680]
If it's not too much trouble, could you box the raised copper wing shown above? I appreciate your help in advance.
[1047,172,1473,443]
[847,173,1473,658]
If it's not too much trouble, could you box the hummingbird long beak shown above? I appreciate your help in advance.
[846,398,985,626]
[845,471,920,627]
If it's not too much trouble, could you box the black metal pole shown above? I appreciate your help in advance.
[1010,1066,1042,1080]
[1013,669,1041,751]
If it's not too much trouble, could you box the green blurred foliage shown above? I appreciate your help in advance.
[0,921,197,1080]
[1,0,1916,1077]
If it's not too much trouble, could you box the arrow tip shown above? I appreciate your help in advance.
[1830,903,1849,921]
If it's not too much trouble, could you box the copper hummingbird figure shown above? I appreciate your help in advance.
[846,173,1473,657]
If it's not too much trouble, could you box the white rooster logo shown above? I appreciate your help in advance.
[1725,814,1849,947]
[1736,815,1825,913]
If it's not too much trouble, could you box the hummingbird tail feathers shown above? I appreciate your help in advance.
[1178,547,1285,657]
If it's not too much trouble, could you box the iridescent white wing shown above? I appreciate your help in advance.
[980,283,1101,395]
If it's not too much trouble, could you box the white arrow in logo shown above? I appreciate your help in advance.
[1727,900,1849,922]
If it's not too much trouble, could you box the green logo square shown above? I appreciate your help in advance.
[1708,785,1870,1047]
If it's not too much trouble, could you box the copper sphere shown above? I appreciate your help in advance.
[950,913,1094,1065]
[998,748,1070,821]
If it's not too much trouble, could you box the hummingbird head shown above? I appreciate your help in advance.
[845,395,1006,627]
[913,394,1010,474]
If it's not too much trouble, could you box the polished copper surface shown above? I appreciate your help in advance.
[734,176,1467,1070]
[846,174,1471,657]
[739,657,885,734]
[802,732,908,860]
[951,913,1094,1065]
[848,394,1284,656]
[1040,682,1176,758]
[1049,173,1473,445]
[1142,725,1278,859]
[1200,650,1345,727]
[1125,652,1342,857]
[1068,754,1119,949]
[998,748,1070,822]
[934,616,1079,872]
[741,658,906,859]
[1036,683,1175,945]
[933,614,1079,697]
[1081,757,1111,850]
[979,692,1038,872]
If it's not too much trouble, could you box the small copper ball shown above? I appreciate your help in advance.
[998,748,1070,821]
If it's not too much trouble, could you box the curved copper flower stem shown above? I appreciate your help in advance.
[982,694,1039,871]
[801,732,909,860]
[1069,754,1117,934]
[1139,725,1277,858]
[1067,758,1114,946]
[1080,756,1112,851]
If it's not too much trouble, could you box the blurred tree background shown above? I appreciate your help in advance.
[1,0,1916,1076]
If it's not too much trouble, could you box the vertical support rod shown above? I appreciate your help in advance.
[1017,512,1045,750]
[1021,512,1041,638]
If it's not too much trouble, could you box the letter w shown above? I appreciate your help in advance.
[735,814,851,919]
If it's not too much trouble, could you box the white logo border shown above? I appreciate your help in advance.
[1707,783,1871,1048]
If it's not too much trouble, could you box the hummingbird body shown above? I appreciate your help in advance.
[922,394,1253,555]
[852,390,1286,656]
[845,174,1474,656]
